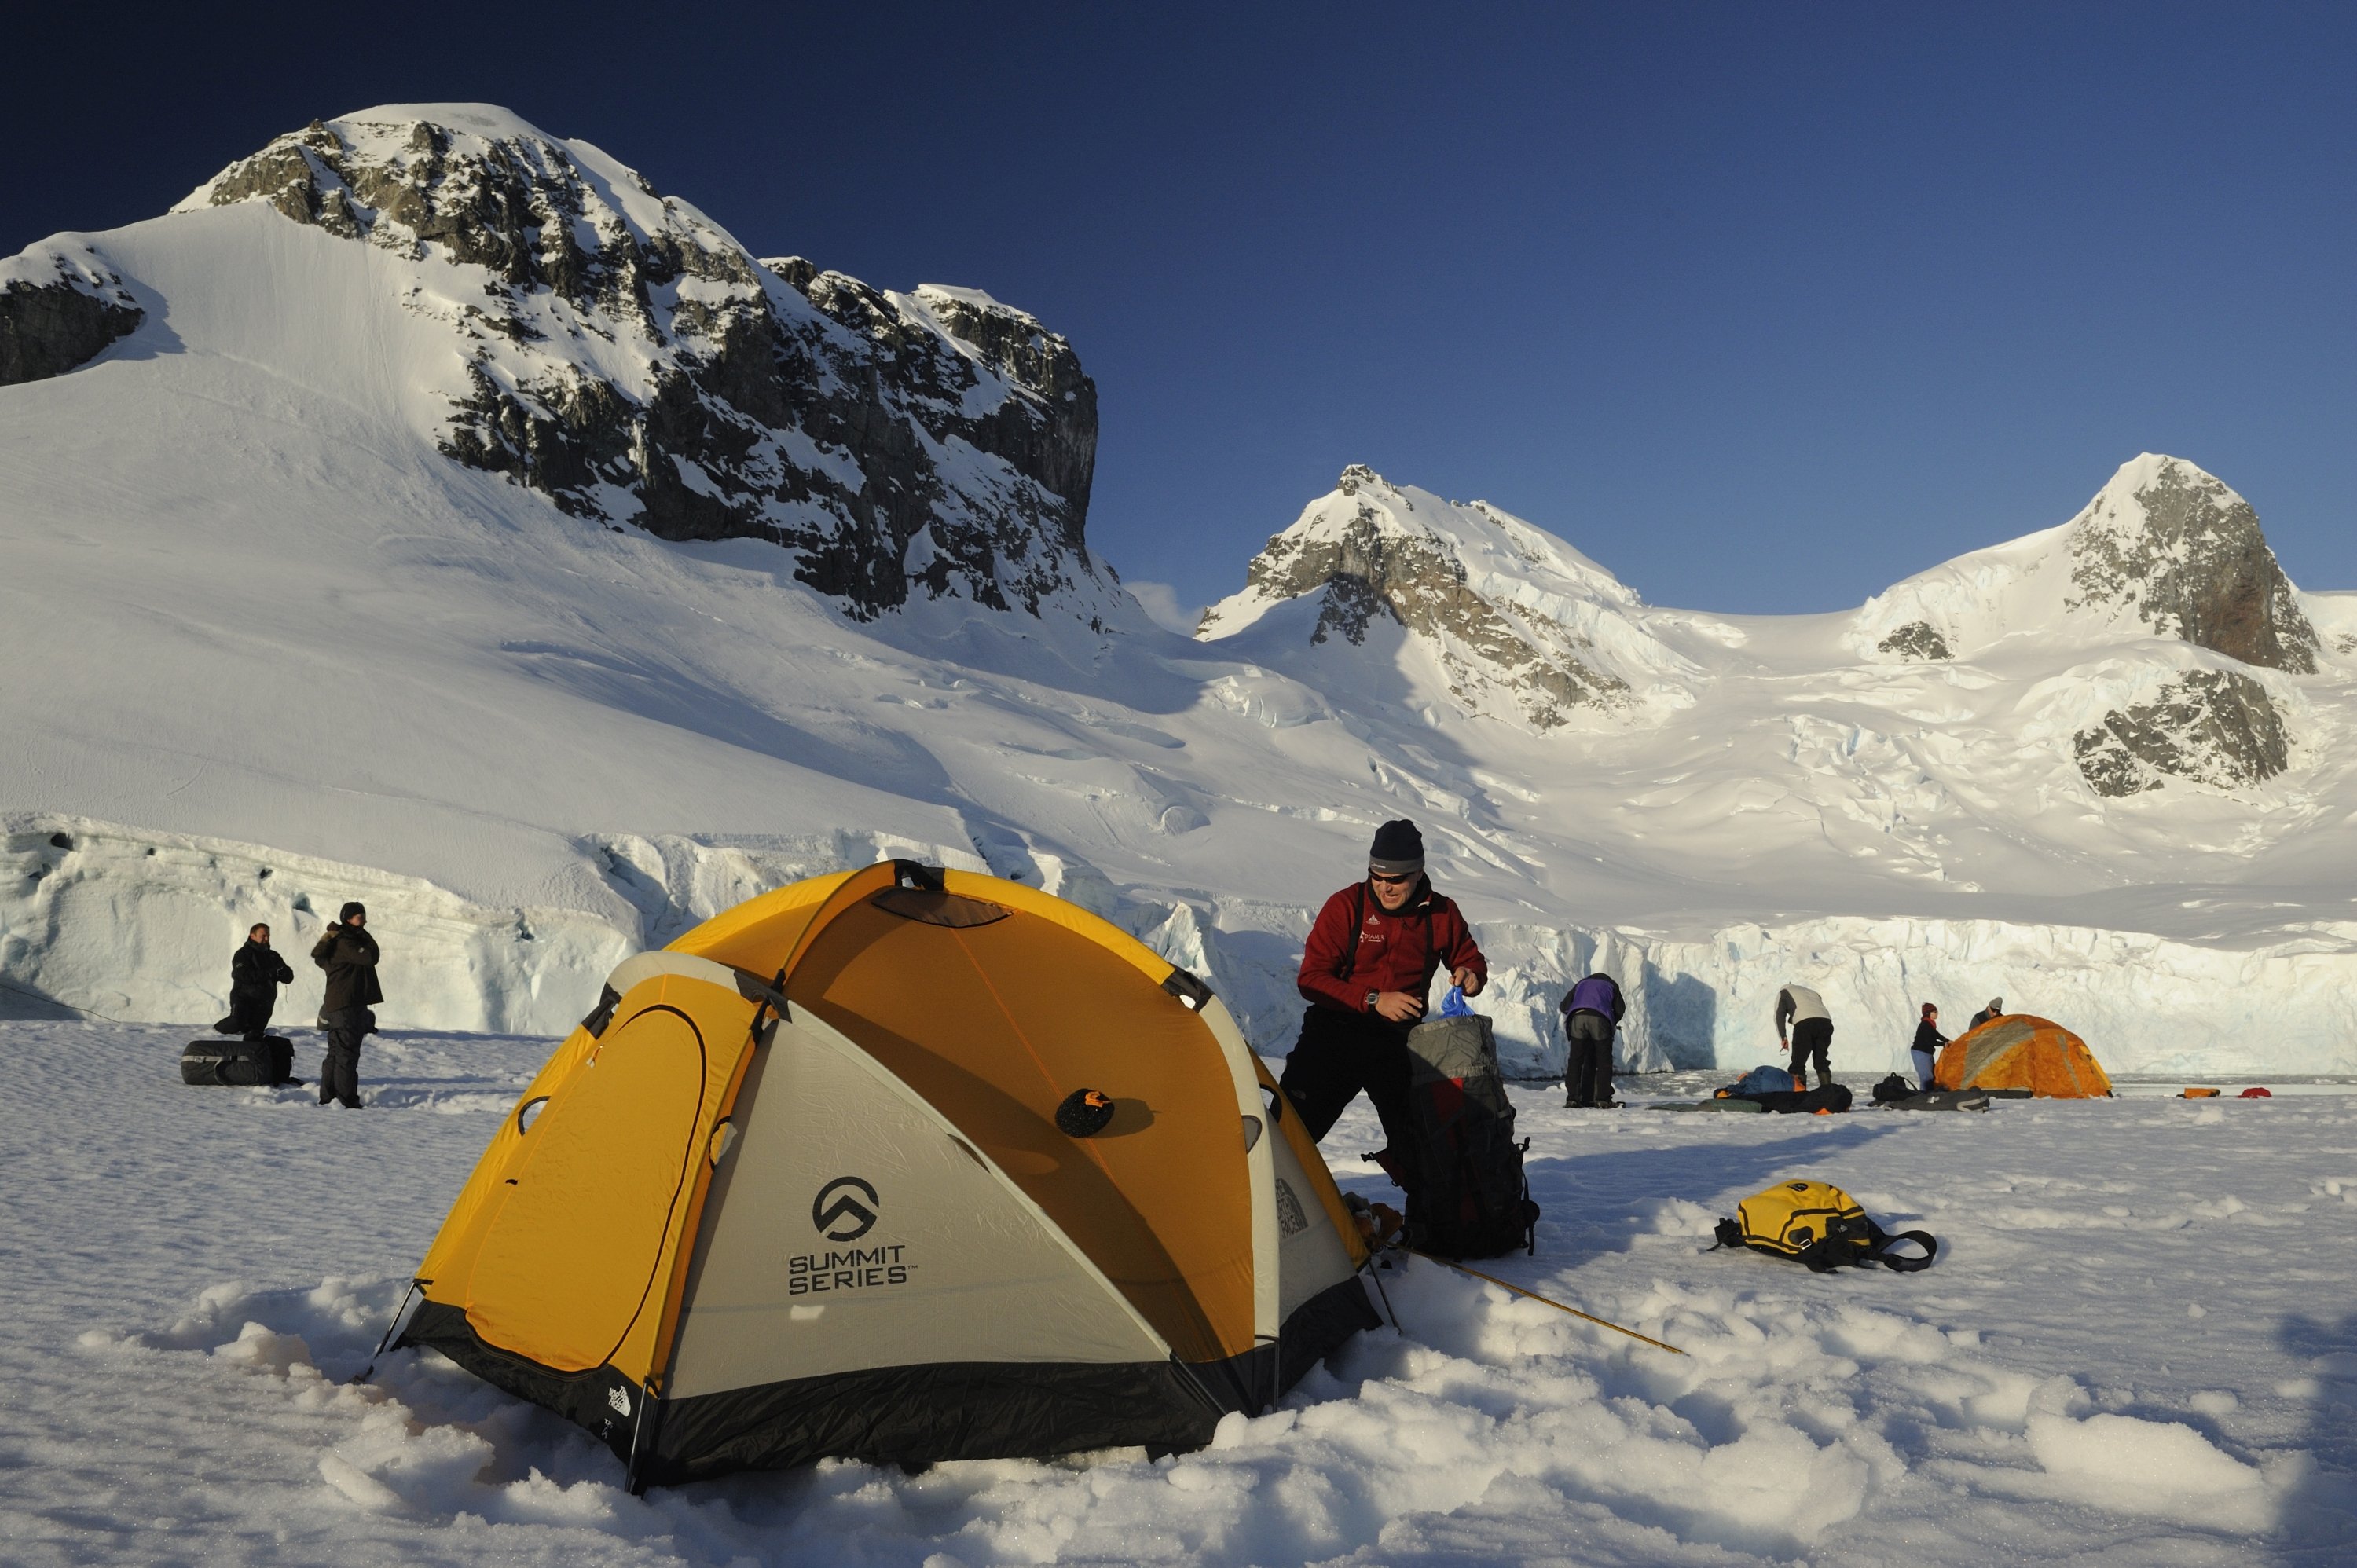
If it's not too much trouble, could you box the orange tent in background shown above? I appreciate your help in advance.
[1934,1014,2113,1098]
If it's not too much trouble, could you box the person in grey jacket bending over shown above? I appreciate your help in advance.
[1776,983,1835,1090]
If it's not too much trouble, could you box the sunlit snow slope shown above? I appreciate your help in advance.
[6,104,2357,1075]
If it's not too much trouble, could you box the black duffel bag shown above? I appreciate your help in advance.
[181,1036,294,1086]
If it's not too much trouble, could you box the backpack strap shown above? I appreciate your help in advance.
[1864,1219,1938,1273]
[1708,1217,1743,1251]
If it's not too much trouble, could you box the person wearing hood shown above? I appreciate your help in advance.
[1969,997,2004,1031]
[1281,819,1487,1152]
[217,923,294,1041]
[311,902,383,1109]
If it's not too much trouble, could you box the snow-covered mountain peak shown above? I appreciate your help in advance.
[13,104,1113,626]
[1196,467,1699,730]
[1857,453,2318,674]
[2062,452,2319,672]
[1850,453,2321,799]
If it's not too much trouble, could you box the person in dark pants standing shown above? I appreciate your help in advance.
[218,923,295,1040]
[1560,972,1626,1108]
[1280,820,1486,1160]
[311,902,382,1108]
[1911,1002,1948,1090]
[1776,982,1835,1090]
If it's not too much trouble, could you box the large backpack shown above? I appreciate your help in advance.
[1389,1011,1541,1258]
[1710,1179,1937,1273]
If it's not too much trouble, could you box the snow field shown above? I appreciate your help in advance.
[8,1022,2354,1565]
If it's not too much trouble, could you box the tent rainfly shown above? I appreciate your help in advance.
[387,862,1380,1489]
[1934,1013,2113,1099]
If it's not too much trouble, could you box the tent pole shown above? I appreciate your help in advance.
[1362,1259,1402,1333]
[349,1280,420,1385]
[1408,1251,1684,1356]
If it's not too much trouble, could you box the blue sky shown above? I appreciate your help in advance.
[9,2,2352,615]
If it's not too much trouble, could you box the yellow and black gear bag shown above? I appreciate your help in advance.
[1711,1179,1937,1273]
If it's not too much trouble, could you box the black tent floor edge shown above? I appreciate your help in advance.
[395,1279,1382,1489]
[647,1358,1226,1485]
[398,1299,643,1467]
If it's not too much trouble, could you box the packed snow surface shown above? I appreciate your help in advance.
[7,1022,2353,1565]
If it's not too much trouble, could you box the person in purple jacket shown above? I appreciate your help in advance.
[1561,972,1627,1108]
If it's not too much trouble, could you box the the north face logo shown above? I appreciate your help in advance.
[812,1176,880,1241]
[1274,1177,1309,1238]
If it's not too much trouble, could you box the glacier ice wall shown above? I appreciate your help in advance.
[9,813,2351,1079]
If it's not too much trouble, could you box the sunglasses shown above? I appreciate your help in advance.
[1369,871,1416,887]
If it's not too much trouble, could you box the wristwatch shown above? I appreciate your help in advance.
[1365,990,1380,1013]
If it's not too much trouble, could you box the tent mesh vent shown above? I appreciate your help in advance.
[870,888,1011,928]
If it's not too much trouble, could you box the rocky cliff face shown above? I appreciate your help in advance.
[2065,456,2319,673]
[1197,467,1703,730]
[0,250,142,387]
[2073,668,2289,797]
[171,105,1107,622]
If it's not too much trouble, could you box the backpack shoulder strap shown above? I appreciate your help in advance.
[1865,1219,1938,1273]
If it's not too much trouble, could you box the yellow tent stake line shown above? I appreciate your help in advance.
[1408,1250,1686,1356]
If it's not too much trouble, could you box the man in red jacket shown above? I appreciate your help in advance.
[1281,819,1486,1151]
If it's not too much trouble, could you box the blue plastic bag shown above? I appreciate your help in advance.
[1437,984,1473,1019]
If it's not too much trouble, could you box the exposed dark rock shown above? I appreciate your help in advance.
[2069,460,2319,673]
[0,266,142,386]
[1877,621,1952,661]
[183,111,1105,622]
[1231,471,1627,728]
[2073,669,2289,797]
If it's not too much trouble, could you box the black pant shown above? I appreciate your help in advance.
[1563,1012,1615,1105]
[1279,1006,1414,1154]
[319,1009,367,1106]
[224,991,276,1040]
[1787,1017,1833,1088]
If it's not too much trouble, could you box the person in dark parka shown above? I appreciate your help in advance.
[311,902,382,1108]
[1560,972,1626,1108]
[217,923,295,1040]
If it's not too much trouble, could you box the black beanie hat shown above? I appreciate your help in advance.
[339,901,367,923]
[1368,819,1424,877]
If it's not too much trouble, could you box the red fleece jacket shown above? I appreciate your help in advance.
[1296,879,1486,1014]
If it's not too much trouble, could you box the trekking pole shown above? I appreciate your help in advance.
[1408,1250,1685,1356]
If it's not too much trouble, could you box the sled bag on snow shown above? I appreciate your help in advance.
[1738,1084,1854,1115]
[180,1037,293,1086]
[1871,1073,1916,1104]
[1386,1012,1541,1258]
[1710,1179,1937,1273]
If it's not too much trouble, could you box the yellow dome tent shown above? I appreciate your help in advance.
[1934,1013,2113,1099]
[386,861,1378,1488]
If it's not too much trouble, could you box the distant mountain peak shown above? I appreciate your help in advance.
[121,104,1109,625]
[2064,453,2318,673]
[1197,470,1693,730]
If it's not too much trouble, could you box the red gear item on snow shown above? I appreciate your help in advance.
[1296,881,1486,1013]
